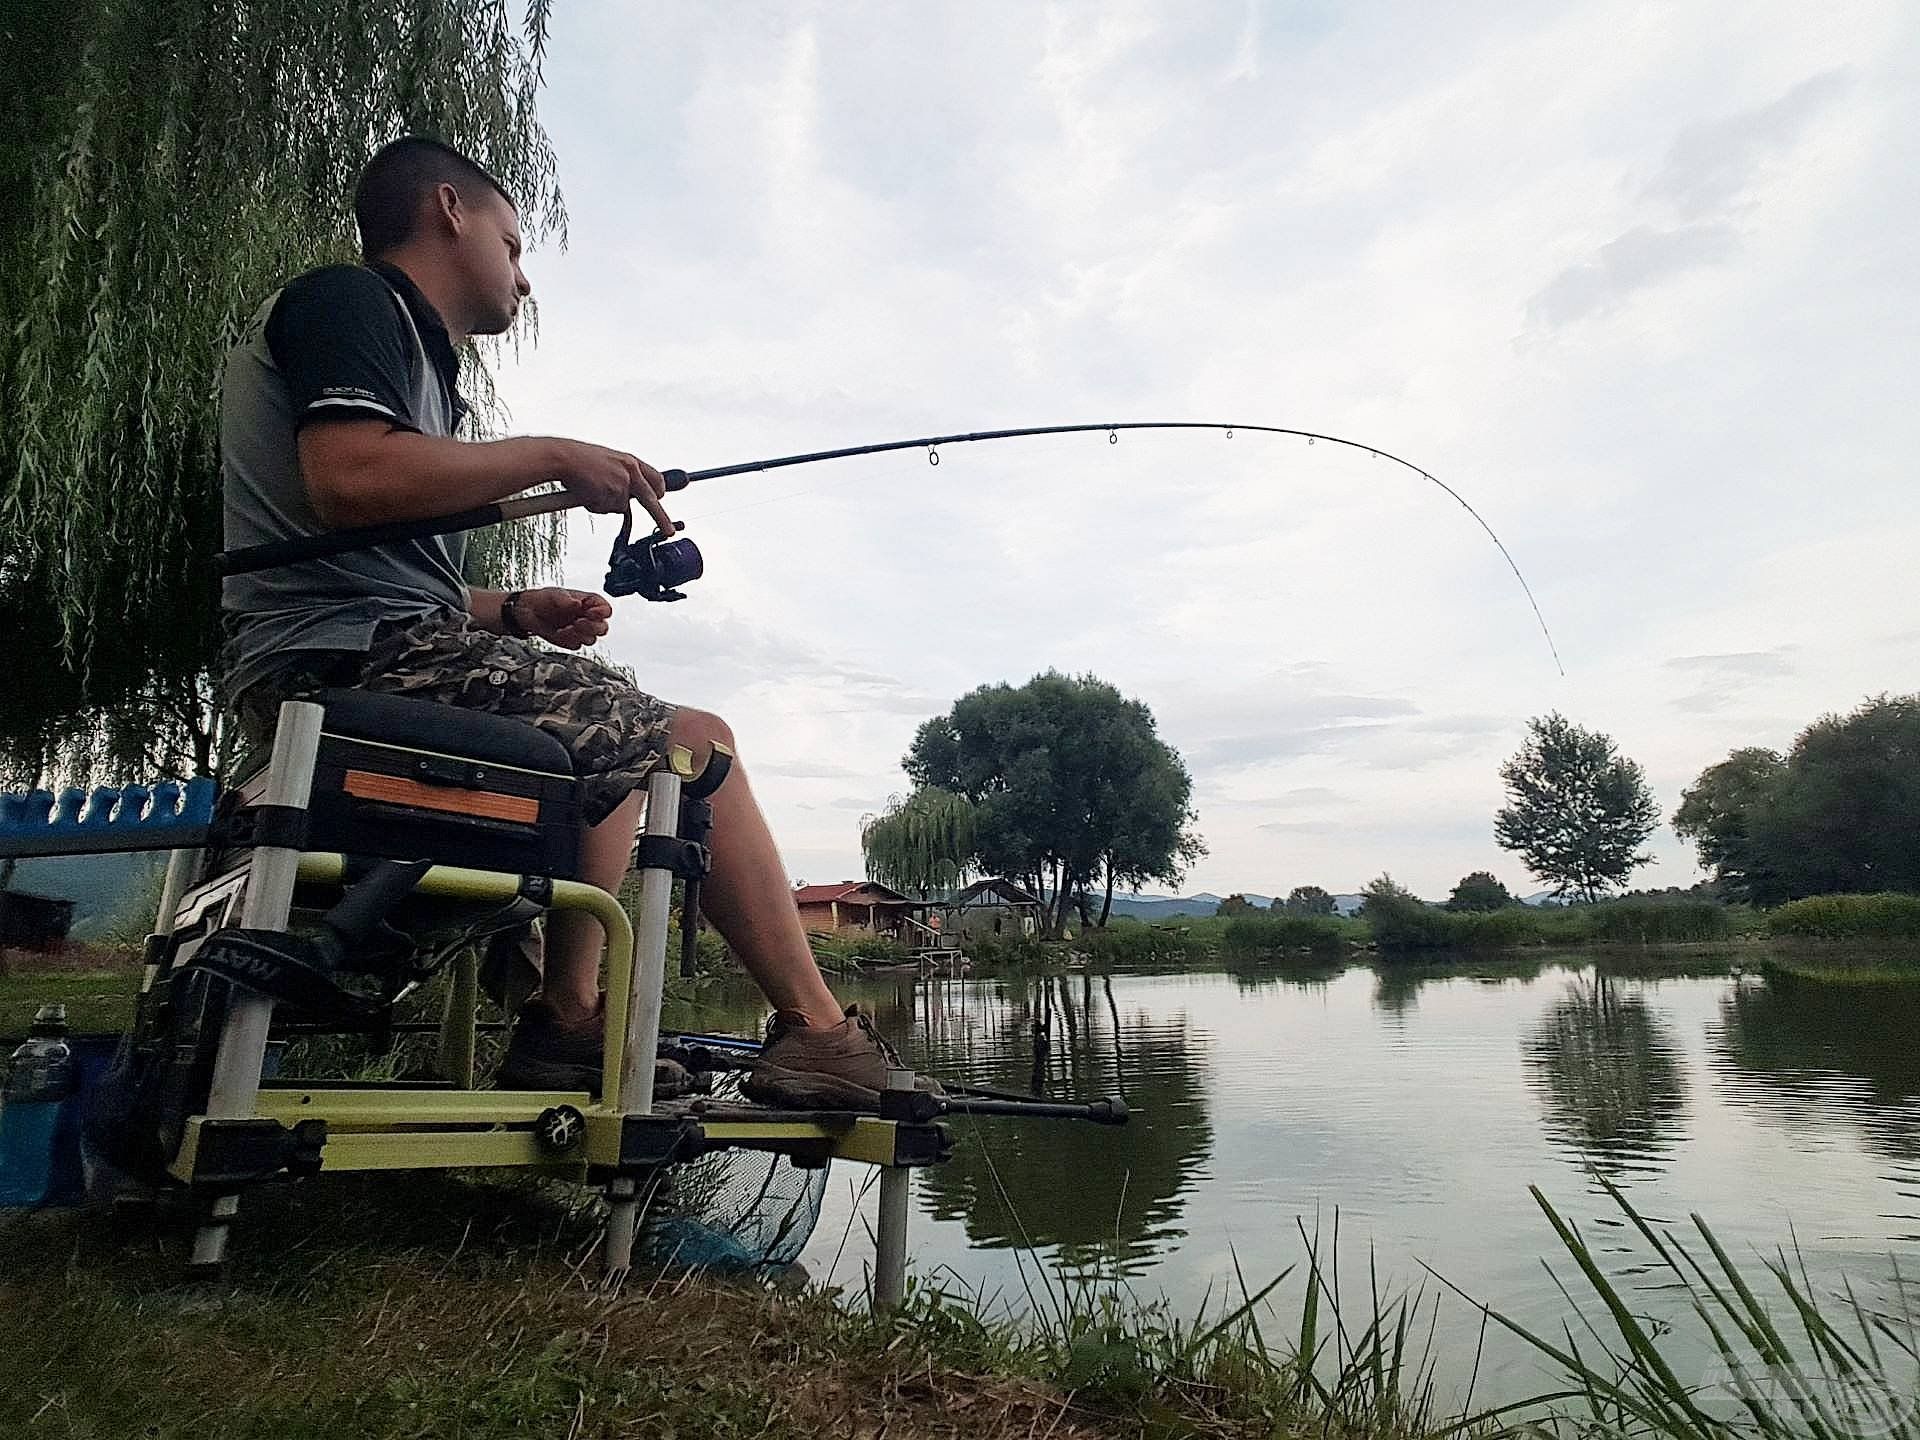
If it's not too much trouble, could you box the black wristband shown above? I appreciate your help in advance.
[501,590,528,638]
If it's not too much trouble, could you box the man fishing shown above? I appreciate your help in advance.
[219,135,917,1110]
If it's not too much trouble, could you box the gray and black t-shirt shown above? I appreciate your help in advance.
[219,261,471,697]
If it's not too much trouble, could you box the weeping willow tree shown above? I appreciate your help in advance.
[0,0,567,787]
[860,789,979,899]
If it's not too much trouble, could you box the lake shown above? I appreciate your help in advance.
[666,950,1920,1407]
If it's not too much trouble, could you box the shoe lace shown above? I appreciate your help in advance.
[849,1006,905,1069]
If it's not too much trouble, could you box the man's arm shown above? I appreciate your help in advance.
[299,421,674,532]
[470,587,509,633]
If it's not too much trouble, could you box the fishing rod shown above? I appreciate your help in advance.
[216,421,1563,671]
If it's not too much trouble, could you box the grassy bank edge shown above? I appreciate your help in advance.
[2,1172,1913,1440]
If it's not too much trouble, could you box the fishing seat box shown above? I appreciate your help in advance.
[236,688,582,879]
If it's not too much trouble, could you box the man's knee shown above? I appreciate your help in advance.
[671,706,736,762]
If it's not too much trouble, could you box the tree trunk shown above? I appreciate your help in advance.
[1098,856,1115,928]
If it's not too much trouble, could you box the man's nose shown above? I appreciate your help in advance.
[515,269,532,298]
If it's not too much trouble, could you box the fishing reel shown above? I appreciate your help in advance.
[605,509,703,602]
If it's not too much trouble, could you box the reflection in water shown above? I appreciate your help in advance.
[1373,956,1551,1021]
[664,971,1215,1272]
[913,972,1214,1271]
[1220,953,1344,993]
[1713,970,1920,1229]
[1522,977,1688,1179]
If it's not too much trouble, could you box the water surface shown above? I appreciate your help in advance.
[667,952,1920,1402]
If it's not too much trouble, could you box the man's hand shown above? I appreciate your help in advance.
[517,588,614,650]
[550,439,677,535]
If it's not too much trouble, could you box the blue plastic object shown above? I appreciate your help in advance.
[0,776,216,856]
[0,1006,89,1208]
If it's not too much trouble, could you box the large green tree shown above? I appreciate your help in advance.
[1495,713,1658,904]
[1671,747,1786,901]
[904,672,1203,937]
[1679,695,1920,904]
[1,0,565,787]
[1445,870,1514,912]
[859,787,978,898]
[1278,885,1336,916]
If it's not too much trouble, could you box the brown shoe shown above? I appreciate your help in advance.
[743,1004,943,1111]
[495,999,700,1099]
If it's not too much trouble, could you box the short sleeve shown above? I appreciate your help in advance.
[265,266,418,430]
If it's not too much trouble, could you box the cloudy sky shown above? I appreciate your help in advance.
[494,1,1918,900]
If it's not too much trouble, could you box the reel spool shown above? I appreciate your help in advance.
[605,512,703,602]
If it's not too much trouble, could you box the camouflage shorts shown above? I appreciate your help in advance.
[233,611,677,825]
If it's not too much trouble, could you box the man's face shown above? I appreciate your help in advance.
[454,187,531,336]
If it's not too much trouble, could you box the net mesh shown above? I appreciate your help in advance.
[636,1071,828,1273]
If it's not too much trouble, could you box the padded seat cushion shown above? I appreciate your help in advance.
[318,689,575,777]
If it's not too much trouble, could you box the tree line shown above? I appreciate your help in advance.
[1500,695,1917,906]
[1246,694,1919,914]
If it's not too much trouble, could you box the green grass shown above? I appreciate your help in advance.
[1757,955,1920,988]
[3,1175,1432,1440]
[1364,900,1736,953]
[807,930,916,972]
[964,901,1760,971]
[1219,912,1354,956]
[1447,1177,1920,1440]
[1767,894,1920,941]
[0,957,140,1037]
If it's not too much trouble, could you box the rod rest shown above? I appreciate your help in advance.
[0,777,218,858]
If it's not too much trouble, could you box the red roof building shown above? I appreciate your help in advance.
[792,880,928,941]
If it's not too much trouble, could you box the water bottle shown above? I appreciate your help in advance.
[0,1002,82,1207]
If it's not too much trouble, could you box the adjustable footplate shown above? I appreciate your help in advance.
[581,1107,953,1178]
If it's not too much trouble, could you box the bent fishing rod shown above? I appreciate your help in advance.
[217,421,1563,673]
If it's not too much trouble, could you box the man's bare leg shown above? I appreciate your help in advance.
[540,790,641,1025]
[539,708,841,1029]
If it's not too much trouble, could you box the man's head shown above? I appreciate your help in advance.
[354,136,529,337]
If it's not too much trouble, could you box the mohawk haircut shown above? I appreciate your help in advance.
[354,136,517,259]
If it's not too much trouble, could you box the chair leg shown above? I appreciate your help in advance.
[436,950,481,1088]
[602,762,684,1280]
[188,700,325,1275]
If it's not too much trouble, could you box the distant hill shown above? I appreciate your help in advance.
[4,851,167,938]
[1106,891,1367,921]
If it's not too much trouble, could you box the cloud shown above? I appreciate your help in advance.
[1526,70,1853,331]
[1200,783,1356,814]
[1663,646,1800,717]
[1527,223,1740,329]
[1190,716,1411,769]
[1643,70,1854,218]
[755,759,867,781]
[1664,648,1799,678]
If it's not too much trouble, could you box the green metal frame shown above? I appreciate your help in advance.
[166,851,941,1184]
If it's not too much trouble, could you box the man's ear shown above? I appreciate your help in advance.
[432,180,464,237]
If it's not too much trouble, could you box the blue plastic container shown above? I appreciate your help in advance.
[0,1004,91,1207]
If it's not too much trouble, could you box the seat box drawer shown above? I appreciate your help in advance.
[304,734,581,878]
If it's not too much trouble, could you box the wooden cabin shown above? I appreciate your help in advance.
[936,878,1043,940]
[792,880,927,941]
